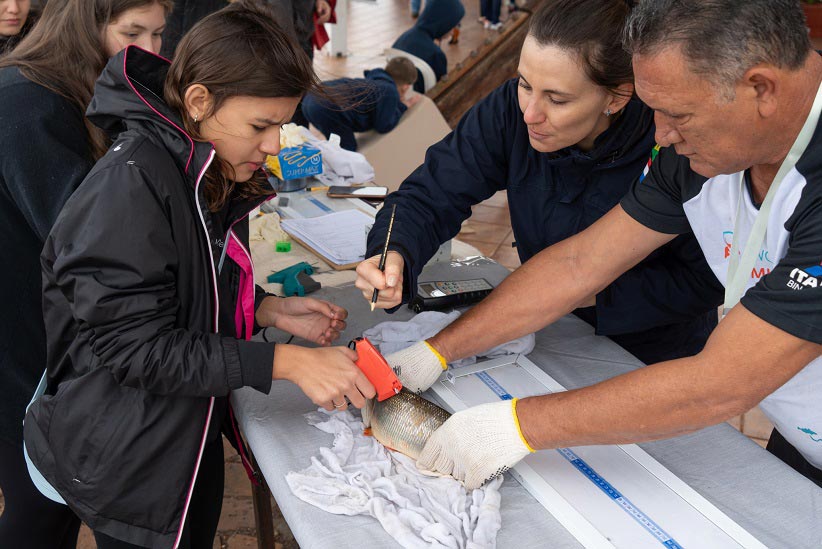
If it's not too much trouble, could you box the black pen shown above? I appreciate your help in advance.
[371,204,397,312]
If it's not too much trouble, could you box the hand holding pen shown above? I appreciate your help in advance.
[371,204,397,311]
[355,205,405,310]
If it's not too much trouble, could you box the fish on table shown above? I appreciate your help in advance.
[362,389,451,460]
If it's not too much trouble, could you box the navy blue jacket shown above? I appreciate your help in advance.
[392,0,464,92]
[367,79,723,364]
[302,68,407,151]
[0,67,94,446]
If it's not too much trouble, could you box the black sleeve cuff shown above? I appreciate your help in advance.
[236,339,275,394]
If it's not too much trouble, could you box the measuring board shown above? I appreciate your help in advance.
[427,355,767,549]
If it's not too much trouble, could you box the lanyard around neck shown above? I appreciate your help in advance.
[723,81,822,315]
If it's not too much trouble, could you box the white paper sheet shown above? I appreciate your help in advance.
[280,209,374,265]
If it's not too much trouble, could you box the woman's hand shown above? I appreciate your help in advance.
[273,344,376,410]
[315,0,332,24]
[256,296,347,346]
[354,251,404,309]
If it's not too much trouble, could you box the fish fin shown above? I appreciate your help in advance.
[361,398,374,428]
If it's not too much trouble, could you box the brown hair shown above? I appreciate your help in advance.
[0,0,173,160]
[385,57,417,86]
[528,0,633,97]
[164,0,323,211]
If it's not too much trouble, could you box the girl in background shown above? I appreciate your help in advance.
[0,0,170,546]
[0,0,37,55]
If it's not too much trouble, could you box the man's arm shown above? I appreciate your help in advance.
[519,304,822,449]
[429,205,676,362]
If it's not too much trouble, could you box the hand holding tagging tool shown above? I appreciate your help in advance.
[348,337,402,401]
[371,204,397,311]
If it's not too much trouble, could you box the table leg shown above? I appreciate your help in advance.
[250,451,276,549]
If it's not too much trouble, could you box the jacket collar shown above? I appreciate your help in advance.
[86,45,215,183]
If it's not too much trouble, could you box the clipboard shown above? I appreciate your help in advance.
[284,232,360,270]
[280,209,374,271]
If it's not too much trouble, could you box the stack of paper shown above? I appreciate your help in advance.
[280,209,374,266]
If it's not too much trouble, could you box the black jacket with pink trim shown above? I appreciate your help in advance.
[24,46,275,547]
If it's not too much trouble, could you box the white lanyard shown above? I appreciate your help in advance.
[723,81,822,315]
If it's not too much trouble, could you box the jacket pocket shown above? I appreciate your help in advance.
[47,369,140,494]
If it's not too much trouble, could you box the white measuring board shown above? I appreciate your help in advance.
[427,355,767,549]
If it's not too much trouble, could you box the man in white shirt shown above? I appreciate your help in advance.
[358,0,822,489]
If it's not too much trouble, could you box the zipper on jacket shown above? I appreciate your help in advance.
[222,195,274,484]
[173,148,218,549]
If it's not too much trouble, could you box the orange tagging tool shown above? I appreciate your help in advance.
[348,337,402,401]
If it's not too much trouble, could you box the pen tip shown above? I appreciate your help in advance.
[370,303,376,312]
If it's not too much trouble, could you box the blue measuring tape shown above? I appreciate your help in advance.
[308,197,333,213]
[474,371,683,549]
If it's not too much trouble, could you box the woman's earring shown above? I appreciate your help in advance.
[605,109,612,117]
[193,113,199,123]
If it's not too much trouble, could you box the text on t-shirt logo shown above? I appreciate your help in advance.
[787,264,822,290]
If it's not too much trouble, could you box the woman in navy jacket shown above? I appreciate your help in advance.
[357,0,723,369]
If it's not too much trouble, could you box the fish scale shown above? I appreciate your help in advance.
[366,390,451,459]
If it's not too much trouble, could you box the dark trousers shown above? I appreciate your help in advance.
[480,0,501,23]
[767,428,822,488]
[301,96,359,151]
[0,438,81,548]
[94,437,225,549]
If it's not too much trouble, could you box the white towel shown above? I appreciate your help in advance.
[286,409,503,548]
[293,126,375,185]
[362,310,536,368]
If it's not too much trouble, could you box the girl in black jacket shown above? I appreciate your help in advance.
[26,2,375,547]
[0,0,170,547]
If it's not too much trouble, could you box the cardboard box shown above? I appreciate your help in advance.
[269,144,323,180]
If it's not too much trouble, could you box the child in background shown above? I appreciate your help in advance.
[0,0,171,546]
[302,56,420,151]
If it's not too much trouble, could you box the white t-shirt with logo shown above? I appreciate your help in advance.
[621,131,822,470]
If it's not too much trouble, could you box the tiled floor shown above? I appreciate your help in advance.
[313,0,519,81]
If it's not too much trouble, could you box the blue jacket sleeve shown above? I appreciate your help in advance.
[373,84,407,134]
[595,233,724,335]
[431,49,448,80]
[366,84,514,305]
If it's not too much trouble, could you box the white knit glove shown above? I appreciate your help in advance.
[417,399,535,490]
[384,341,447,393]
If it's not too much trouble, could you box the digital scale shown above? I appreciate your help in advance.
[409,278,494,312]
[427,355,767,549]
[411,257,512,313]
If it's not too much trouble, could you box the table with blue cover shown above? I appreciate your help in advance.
[232,283,822,548]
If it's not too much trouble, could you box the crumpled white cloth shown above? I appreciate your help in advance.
[286,408,503,548]
[362,310,536,368]
[289,126,375,185]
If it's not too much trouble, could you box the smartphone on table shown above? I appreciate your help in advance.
[326,186,389,200]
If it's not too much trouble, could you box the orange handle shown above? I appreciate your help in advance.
[349,337,402,401]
